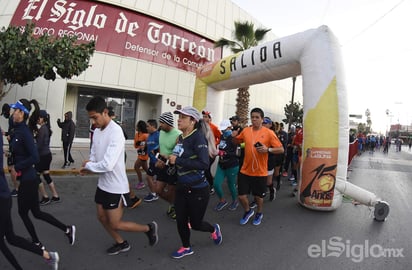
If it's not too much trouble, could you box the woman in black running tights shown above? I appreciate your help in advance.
[9,99,76,249]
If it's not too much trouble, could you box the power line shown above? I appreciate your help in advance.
[319,0,331,25]
[344,0,406,45]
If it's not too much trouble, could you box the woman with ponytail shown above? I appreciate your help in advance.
[9,99,76,250]
[168,106,222,259]
[0,132,60,270]
[35,110,61,205]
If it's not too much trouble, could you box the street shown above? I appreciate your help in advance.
[2,147,412,270]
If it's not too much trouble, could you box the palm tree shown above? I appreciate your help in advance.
[214,21,271,126]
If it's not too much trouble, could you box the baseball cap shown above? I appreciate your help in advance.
[219,119,231,130]
[10,100,30,114]
[39,110,48,118]
[201,110,212,118]
[263,117,272,124]
[229,115,240,121]
[174,106,201,122]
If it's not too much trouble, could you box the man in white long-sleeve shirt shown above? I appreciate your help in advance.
[80,96,158,255]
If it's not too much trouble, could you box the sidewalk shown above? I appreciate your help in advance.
[3,142,137,176]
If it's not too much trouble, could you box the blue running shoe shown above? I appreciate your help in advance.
[171,247,194,259]
[214,201,228,211]
[253,212,263,226]
[240,209,254,225]
[211,224,222,245]
[144,193,159,202]
[228,201,239,211]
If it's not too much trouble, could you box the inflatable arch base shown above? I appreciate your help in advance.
[193,26,389,221]
[335,180,390,221]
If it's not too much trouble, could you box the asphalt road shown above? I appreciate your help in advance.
[2,147,412,270]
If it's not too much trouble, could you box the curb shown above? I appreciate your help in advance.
[4,168,136,176]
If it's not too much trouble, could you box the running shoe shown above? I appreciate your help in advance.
[107,241,131,255]
[130,197,142,209]
[167,205,176,220]
[288,176,295,181]
[171,247,194,259]
[10,189,18,197]
[209,187,215,195]
[144,193,159,202]
[51,197,61,203]
[228,200,239,211]
[135,182,145,190]
[240,209,254,225]
[291,181,298,186]
[269,189,276,202]
[65,225,76,245]
[214,201,228,211]
[34,241,45,250]
[211,224,222,245]
[40,197,51,206]
[252,212,263,226]
[282,171,288,177]
[145,221,159,246]
[46,251,59,270]
[249,201,257,209]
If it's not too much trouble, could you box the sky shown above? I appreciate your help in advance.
[232,0,412,133]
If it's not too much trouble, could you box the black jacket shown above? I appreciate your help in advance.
[57,111,75,143]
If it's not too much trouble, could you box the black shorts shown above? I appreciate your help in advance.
[238,172,267,197]
[156,166,177,185]
[273,153,284,167]
[94,187,129,209]
[35,153,52,172]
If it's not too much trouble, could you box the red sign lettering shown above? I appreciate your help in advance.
[10,0,221,73]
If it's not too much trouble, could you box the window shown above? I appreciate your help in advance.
[76,87,138,139]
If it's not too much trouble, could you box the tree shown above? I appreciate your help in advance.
[0,22,95,100]
[357,123,366,134]
[282,101,303,127]
[214,21,271,126]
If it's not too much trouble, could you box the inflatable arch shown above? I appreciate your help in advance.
[193,25,389,221]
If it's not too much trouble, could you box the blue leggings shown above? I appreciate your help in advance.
[213,165,239,201]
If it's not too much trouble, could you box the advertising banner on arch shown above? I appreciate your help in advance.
[299,147,338,207]
[10,0,221,73]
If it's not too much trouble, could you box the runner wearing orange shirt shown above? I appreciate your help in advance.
[134,120,149,190]
[232,108,284,226]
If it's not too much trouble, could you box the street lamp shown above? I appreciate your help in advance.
[288,76,296,129]
[386,109,393,137]
[365,108,371,133]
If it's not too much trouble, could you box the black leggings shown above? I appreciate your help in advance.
[175,184,214,248]
[63,141,74,164]
[17,180,67,243]
[0,197,43,270]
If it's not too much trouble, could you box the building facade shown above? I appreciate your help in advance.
[0,0,301,147]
